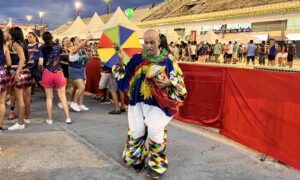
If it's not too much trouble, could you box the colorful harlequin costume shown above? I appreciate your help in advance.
[113,49,187,175]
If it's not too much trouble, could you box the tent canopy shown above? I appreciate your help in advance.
[197,30,226,44]
[93,7,144,38]
[77,12,104,38]
[59,16,88,39]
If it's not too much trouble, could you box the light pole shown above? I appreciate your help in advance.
[75,2,82,17]
[104,0,111,14]
[26,15,32,27]
[39,11,45,26]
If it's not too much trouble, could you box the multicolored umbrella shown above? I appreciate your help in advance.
[97,25,142,68]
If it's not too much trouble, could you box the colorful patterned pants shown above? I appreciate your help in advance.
[123,128,168,174]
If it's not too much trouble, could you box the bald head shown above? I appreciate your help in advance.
[143,29,160,57]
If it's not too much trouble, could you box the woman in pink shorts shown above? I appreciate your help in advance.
[38,32,71,124]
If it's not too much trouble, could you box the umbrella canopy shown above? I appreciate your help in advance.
[97,25,142,68]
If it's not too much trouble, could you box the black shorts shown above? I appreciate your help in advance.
[227,54,232,58]
[247,56,255,62]
[287,54,294,62]
[61,63,69,78]
[191,54,197,61]
[268,55,276,61]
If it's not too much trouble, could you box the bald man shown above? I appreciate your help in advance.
[114,29,187,178]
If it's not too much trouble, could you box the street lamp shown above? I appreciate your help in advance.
[75,2,82,16]
[26,15,32,27]
[39,11,45,26]
[104,0,111,14]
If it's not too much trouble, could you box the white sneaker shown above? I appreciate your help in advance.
[8,122,25,131]
[57,103,63,109]
[24,119,31,124]
[46,119,53,125]
[79,105,89,111]
[6,101,10,106]
[65,118,72,124]
[70,103,81,112]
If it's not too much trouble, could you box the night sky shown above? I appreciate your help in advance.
[0,0,164,29]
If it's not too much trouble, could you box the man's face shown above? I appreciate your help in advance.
[270,40,275,45]
[143,35,160,56]
[27,34,35,44]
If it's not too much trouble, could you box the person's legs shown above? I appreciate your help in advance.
[14,88,25,125]
[23,86,31,121]
[0,91,6,130]
[8,90,16,120]
[123,104,147,172]
[120,92,125,111]
[57,86,71,121]
[78,80,86,106]
[44,88,53,120]
[73,79,85,104]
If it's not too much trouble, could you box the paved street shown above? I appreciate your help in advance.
[1,92,300,180]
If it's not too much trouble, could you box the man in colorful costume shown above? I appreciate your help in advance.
[113,29,187,179]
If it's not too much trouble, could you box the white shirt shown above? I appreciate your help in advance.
[190,45,197,55]
[227,44,233,54]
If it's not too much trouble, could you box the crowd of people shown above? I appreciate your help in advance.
[0,27,188,179]
[168,39,297,68]
[0,27,96,132]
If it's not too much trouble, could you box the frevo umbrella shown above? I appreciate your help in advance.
[97,25,142,68]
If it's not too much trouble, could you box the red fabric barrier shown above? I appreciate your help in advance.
[175,64,225,128]
[85,58,101,94]
[85,61,300,170]
[220,68,300,170]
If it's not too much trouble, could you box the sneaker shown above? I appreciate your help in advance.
[46,119,53,125]
[0,128,2,133]
[8,110,15,120]
[70,102,81,112]
[8,122,25,131]
[109,109,122,115]
[24,119,31,124]
[102,100,111,105]
[78,105,89,111]
[6,101,10,106]
[147,169,163,179]
[57,103,63,109]
[65,118,72,124]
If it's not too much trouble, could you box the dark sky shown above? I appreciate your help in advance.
[0,0,164,29]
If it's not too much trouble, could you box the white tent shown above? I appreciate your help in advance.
[77,12,104,38]
[59,16,88,39]
[197,30,226,44]
[93,7,144,38]
[225,33,261,44]
[22,28,33,38]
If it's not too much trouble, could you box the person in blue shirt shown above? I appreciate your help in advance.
[247,40,257,65]
[38,32,71,125]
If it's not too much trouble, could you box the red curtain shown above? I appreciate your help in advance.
[175,64,225,128]
[220,68,300,170]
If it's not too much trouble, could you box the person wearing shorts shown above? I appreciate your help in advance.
[107,72,125,115]
[7,27,32,131]
[68,35,93,112]
[214,39,221,63]
[247,40,256,65]
[96,65,111,103]
[0,28,12,133]
[287,41,296,68]
[268,39,277,66]
[38,32,71,125]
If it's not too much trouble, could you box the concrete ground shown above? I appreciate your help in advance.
[1,92,300,180]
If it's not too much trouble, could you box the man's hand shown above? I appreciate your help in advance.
[153,76,171,89]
